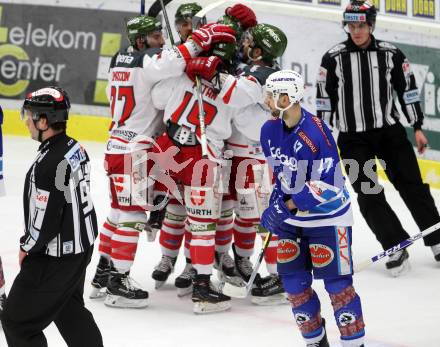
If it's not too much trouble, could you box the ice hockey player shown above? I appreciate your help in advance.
[260,70,365,347]
[225,23,289,305]
[175,2,203,43]
[150,2,205,298]
[89,14,237,308]
[150,38,264,313]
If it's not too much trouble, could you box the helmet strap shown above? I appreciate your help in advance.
[274,94,293,112]
[34,121,49,143]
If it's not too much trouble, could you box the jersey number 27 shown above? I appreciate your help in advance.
[110,86,135,127]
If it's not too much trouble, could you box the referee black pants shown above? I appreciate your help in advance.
[2,247,103,347]
[338,123,440,250]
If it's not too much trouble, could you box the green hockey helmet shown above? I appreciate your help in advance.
[249,24,287,62]
[175,2,202,23]
[126,15,162,46]
[217,14,243,40]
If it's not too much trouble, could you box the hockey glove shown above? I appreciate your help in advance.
[260,197,292,235]
[225,4,257,30]
[191,23,236,51]
[186,56,223,82]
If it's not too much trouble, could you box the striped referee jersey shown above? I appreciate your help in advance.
[21,133,98,257]
[316,36,423,133]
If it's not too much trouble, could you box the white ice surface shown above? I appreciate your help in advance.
[1,135,439,347]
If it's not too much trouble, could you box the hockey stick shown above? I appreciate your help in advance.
[354,221,440,272]
[192,0,227,28]
[147,0,172,17]
[141,0,145,14]
[195,77,209,157]
[222,228,272,298]
[191,2,229,157]
[159,0,175,45]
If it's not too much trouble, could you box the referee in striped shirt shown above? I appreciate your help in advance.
[316,0,440,275]
[2,87,103,346]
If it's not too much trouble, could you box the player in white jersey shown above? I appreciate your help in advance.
[151,2,203,297]
[89,14,237,308]
[151,41,263,313]
[221,23,290,305]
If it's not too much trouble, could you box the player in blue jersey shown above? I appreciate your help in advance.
[260,70,365,347]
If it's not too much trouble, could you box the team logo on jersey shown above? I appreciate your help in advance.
[113,175,125,193]
[190,189,206,206]
[277,239,300,263]
[310,244,334,267]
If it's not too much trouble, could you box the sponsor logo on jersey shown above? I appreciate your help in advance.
[311,117,332,147]
[298,131,318,153]
[268,139,298,171]
[65,143,86,171]
[310,243,334,267]
[277,239,300,263]
[186,207,212,216]
[190,189,206,206]
[116,54,134,65]
[403,89,420,104]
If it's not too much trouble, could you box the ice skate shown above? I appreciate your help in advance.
[385,249,410,277]
[90,256,111,299]
[192,275,231,314]
[175,262,196,297]
[431,243,440,262]
[152,255,176,289]
[105,269,149,308]
[306,318,329,347]
[232,243,254,282]
[214,251,245,287]
[251,274,288,306]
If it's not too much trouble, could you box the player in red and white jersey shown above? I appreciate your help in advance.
[150,41,262,313]
[89,14,236,309]
[151,3,204,297]
[223,23,291,306]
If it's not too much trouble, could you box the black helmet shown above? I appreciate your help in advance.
[343,0,377,27]
[21,86,70,125]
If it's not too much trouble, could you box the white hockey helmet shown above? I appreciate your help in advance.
[265,70,305,111]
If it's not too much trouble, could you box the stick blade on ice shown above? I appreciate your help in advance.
[222,282,248,298]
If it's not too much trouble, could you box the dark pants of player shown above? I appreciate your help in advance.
[2,247,103,347]
[338,122,440,249]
